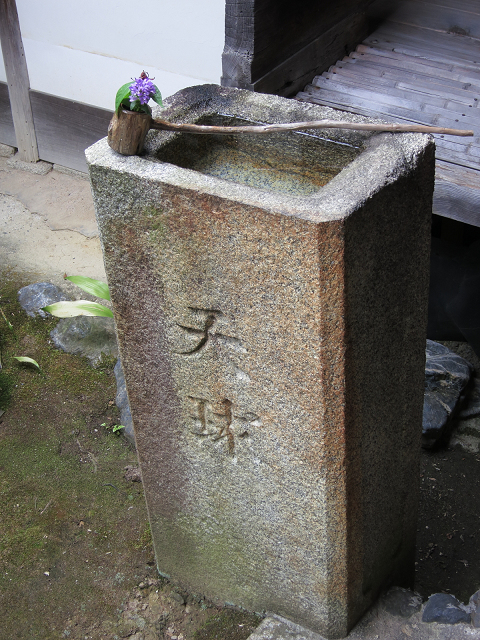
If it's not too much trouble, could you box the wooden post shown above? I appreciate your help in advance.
[0,0,39,162]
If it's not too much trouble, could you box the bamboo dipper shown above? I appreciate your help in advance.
[107,108,474,156]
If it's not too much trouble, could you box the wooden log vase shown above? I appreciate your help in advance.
[107,109,152,156]
[107,109,474,156]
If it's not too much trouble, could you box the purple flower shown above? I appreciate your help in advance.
[129,76,156,105]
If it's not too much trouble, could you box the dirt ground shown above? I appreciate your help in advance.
[2,151,480,639]
[0,272,260,640]
[416,446,480,604]
[3,269,480,640]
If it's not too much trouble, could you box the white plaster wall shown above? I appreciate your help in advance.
[6,0,225,109]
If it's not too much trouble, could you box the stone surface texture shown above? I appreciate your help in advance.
[114,358,135,444]
[381,587,423,618]
[18,282,70,318]
[422,593,471,624]
[423,340,473,448]
[50,316,118,367]
[86,85,434,639]
[469,590,480,627]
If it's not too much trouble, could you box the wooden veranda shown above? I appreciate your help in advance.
[296,0,480,228]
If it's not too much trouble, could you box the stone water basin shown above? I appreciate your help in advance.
[152,114,362,197]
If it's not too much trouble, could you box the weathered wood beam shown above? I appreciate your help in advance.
[221,0,382,96]
[0,0,39,161]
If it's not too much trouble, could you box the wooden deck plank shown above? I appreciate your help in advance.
[387,0,480,39]
[326,66,480,106]
[370,20,480,54]
[298,89,480,168]
[331,60,480,94]
[365,26,480,70]
[434,162,480,225]
[355,45,461,72]
[319,70,477,108]
[352,48,480,84]
[364,32,480,63]
[299,86,459,125]
[298,0,480,226]
[417,0,480,16]
[308,78,479,126]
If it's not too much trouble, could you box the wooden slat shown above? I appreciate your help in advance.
[387,0,480,39]
[434,161,480,226]
[370,20,480,55]
[298,0,480,226]
[298,89,480,168]
[363,36,480,69]
[29,91,112,172]
[308,79,479,128]
[416,0,480,15]
[352,47,480,85]
[330,60,480,98]
[326,66,479,106]
[364,26,480,70]
[0,0,38,161]
[317,72,475,110]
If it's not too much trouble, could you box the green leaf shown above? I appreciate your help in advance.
[112,425,125,433]
[42,301,113,318]
[0,306,13,330]
[115,82,132,114]
[66,276,110,301]
[129,99,142,112]
[13,356,41,370]
[151,86,163,107]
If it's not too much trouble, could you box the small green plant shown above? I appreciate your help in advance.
[0,305,13,330]
[43,276,112,318]
[1,299,41,373]
[101,422,125,434]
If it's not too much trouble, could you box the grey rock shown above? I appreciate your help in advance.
[18,282,70,318]
[114,359,135,445]
[422,593,471,624]
[422,340,473,448]
[382,586,422,618]
[50,315,118,366]
[469,590,480,627]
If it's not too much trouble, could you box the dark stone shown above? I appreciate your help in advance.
[422,593,471,624]
[382,586,422,618]
[50,316,118,367]
[114,359,135,445]
[422,340,473,448]
[18,282,69,318]
[459,378,480,419]
[469,590,480,627]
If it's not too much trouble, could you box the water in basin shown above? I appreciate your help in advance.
[154,114,362,197]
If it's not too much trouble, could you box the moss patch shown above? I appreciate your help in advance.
[0,271,264,639]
